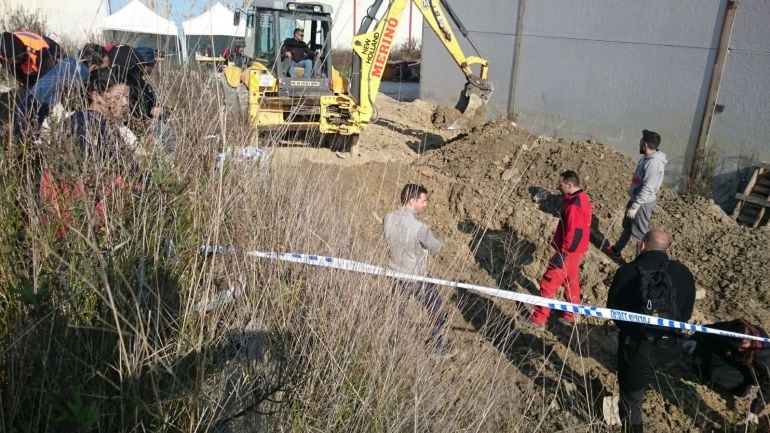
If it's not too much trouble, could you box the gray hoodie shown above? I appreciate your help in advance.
[383,207,442,276]
[628,150,667,209]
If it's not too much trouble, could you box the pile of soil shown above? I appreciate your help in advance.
[274,96,770,431]
[431,105,462,129]
[417,121,770,326]
[431,104,488,130]
[416,120,770,431]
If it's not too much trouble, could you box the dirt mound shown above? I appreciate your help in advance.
[292,98,770,431]
[431,105,461,129]
[420,121,770,322]
[431,103,488,131]
[414,120,770,430]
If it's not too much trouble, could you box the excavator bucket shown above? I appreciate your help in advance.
[223,65,243,88]
[447,80,493,130]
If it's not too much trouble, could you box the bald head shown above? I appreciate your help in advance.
[641,229,670,252]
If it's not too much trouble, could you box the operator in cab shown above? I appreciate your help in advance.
[280,28,318,79]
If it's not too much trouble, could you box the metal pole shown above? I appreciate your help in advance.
[507,0,526,121]
[408,2,412,44]
[685,0,739,192]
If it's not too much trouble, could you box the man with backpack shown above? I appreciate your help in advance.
[606,229,695,433]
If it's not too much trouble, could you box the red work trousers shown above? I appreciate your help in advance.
[40,170,140,238]
[529,251,584,325]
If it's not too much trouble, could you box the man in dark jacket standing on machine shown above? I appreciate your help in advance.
[527,170,593,328]
[607,229,696,433]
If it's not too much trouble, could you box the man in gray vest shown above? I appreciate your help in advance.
[383,183,457,359]
[603,130,667,258]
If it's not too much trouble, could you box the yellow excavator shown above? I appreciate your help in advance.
[227,0,493,154]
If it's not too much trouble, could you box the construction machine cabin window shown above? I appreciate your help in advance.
[251,10,330,76]
[277,11,331,77]
[255,12,275,64]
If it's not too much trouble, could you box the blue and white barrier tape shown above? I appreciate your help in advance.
[247,251,770,344]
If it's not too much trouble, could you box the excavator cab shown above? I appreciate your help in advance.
[226,0,492,155]
[235,1,334,96]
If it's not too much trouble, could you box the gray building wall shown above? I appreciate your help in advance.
[420,0,770,206]
[707,0,770,205]
[420,0,519,122]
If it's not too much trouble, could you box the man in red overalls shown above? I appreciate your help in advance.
[527,170,593,328]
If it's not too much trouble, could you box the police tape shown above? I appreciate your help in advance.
[246,251,770,344]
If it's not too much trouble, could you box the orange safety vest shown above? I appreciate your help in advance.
[12,31,49,75]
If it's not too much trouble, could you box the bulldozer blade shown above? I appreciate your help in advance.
[447,92,485,130]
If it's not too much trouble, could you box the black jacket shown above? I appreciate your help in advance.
[281,38,314,61]
[128,72,157,120]
[606,250,695,340]
[107,44,158,120]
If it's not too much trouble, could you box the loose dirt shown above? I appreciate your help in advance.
[270,93,770,432]
[431,105,462,129]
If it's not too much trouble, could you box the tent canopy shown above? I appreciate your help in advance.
[182,2,245,37]
[100,0,179,36]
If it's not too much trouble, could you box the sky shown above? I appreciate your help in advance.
[108,0,242,24]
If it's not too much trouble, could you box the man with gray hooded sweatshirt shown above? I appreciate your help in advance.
[603,130,667,257]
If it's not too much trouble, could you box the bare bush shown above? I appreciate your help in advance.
[1,6,49,35]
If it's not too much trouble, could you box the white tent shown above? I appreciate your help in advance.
[183,2,245,37]
[99,0,181,61]
[182,2,245,60]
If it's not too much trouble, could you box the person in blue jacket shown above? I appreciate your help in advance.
[30,43,109,121]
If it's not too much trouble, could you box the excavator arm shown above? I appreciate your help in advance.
[350,0,493,129]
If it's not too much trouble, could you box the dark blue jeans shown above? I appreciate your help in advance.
[395,281,447,345]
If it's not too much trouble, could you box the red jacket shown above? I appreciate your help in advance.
[551,189,592,254]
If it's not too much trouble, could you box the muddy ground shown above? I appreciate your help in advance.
[268,95,770,432]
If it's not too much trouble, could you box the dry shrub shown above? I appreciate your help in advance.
[0,25,613,433]
[0,63,550,432]
[391,39,420,62]
[1,6,49,35]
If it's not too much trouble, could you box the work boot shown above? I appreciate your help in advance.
[522,318,545,330]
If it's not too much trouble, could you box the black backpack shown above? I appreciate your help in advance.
[637,261,679,322]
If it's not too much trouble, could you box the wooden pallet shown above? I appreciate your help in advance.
[733,162,770,228]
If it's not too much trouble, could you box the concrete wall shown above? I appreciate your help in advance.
[420,0,770,206]
[513,0,724,188]
[707,0,770,205]
[420,0,519,121]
